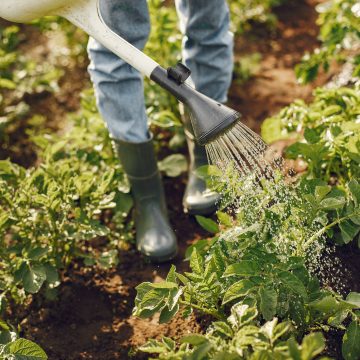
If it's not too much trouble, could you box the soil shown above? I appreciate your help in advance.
[0,24,89,167]
[6,0,358,359]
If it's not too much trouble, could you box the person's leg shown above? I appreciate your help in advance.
[88,0,177,262]
[175,0,234,103]
[175,0,233,215]
[87,0,150,142]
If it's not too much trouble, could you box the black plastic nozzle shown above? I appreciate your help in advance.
[150,66,240,145]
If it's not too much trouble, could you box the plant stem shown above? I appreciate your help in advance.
[179,300,226,321]
[304,210,360,249]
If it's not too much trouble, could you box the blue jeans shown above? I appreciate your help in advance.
[88,0,234,142]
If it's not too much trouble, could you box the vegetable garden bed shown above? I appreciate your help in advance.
[0,0,359,359]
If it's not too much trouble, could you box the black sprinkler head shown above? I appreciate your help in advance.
[150,65,240,145]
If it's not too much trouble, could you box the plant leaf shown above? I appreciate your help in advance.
[223,261,261,277]
[4,338,47,360]
[195,215,219,234]
[158,154,187,177]
[222,280,256,305]
[342,321,360,360]
[277,271,307,300]
[22,264,47,294]
[259,287,278,321]
[301,332,325,360]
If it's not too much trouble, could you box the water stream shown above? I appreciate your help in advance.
[205,121,283,183]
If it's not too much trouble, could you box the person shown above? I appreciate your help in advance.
[87,0,234,262]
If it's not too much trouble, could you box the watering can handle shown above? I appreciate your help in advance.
[57,0,159,78]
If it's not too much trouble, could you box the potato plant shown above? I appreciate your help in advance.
[0,90,133,303]
[229,0,287,34]
[296,0,360,83]
[0,25,62,155]
[133,172,360,359]
[262,85,360,183]
[133,3,360,356]
[0,320,47,360]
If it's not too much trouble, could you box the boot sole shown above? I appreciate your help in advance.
[183,203,218,216]
[145,249,178,264]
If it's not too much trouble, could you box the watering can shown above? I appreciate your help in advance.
[0,0,240,145]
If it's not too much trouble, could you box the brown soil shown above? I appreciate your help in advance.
[0,24,89,167]
[229,0,332,133]
[10,1,356,359]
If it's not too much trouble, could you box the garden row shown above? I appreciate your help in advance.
[0,0,359,359]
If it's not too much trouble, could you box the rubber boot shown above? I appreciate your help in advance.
[180,104,221,215]
[113,136,177,262]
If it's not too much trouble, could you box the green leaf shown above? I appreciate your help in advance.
[134,289,167,318]
[223,261,261,278]
[44,264,60,287]
[349,180,360,206]
[27,247,49,260]
[261,116,288,143]
[196,165,222,178]
[315,185,331,201]
[261,318,290,342]
[339,220,360,244]
[222,280,256,305]
[150,282,178,290]
[277,271,307,299]
[320,197,346,210]
[342,321,360,360]
[310,295,342,314]
[23,264,47,294]
[301,332,325,360]
[139,339,168,354]
[180,334,207,346]
[195,215,219,234]
[159,304,179,324]
[166,265,177,283]
[217,211,233,227]
[346,292,360,308]
[304,128,320,144]
[212,321,233,338]
[288,337,302,360]
[187,341,212,360]
[158,154,187,177]
[0,78,16,89]
[228,304,258,328]
[190,248,204,274]
[259,287,278,321]
[273,321,291,342]
[4,338,47,360]
[97,250,119,269]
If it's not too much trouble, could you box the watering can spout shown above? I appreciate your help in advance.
[151,67,240,145]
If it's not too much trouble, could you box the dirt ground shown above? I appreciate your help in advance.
[10,1,359,359]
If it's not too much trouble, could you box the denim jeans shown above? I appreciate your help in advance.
[87,0,234,142]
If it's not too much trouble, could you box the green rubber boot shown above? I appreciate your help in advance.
[113,136,178,262]
[180,104,221,215]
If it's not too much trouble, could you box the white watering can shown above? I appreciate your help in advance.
[0,0,241,145]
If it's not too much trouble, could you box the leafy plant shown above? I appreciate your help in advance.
[233,53,262,85]
[133,171,360,358]
[145,0,182,131]
[229,0,287,34]
[0,90,133,303]
[0,24,62,154]
[0,319,47,360]
[296,0,360,83]
[261,85,360,183]
[140,314,326,360]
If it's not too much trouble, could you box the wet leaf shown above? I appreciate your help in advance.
[342,321,360,360]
